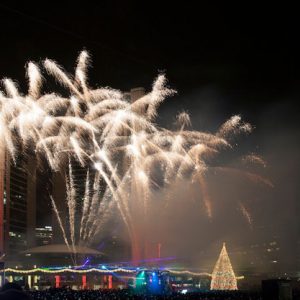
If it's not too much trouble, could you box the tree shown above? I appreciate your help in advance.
[210,243,238,290]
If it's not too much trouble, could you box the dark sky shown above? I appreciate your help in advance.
[0,2,299,136]
[0,2,298,98]
[0,2,298,140]
[0,2,299,271]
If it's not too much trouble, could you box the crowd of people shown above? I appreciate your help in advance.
[27,289,263,300]
[3,282,300,300]
[0,283,265,300]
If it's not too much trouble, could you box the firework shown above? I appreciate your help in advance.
[0,51,271,262]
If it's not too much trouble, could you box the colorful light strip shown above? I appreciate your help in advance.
[0,267,244,279]
[0,267,135,274]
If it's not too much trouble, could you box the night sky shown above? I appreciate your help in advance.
[1,2,299,270]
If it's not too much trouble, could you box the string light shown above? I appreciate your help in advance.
[210,243,238,290]
[1,258,244,287]
[166,270,211,277]
[0,266,244,281]
[0,267,136,274]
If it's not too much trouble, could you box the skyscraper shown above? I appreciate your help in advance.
[0,151,37,260]
[0,143,5,256]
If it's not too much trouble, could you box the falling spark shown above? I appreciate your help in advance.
[242,154,267,168]
[50,196,71,252]
[238,202,253,226]
[27,62,42,99]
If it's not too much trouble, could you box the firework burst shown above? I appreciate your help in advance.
[0,51,271,263]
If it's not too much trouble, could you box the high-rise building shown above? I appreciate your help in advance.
[0,143,5,256]
[35,226,53,246]
[0,150,37,260]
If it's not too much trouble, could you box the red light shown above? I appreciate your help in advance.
[55,275,60,288]
[82,275,87,289]
[108,275,112,289]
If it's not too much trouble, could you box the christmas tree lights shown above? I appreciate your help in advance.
[210,243,238,290]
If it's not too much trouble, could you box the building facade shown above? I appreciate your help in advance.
[0,150,37,261]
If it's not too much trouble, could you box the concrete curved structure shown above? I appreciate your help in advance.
[22,244,103,255]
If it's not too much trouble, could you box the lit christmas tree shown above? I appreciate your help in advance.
[210,242,238,290]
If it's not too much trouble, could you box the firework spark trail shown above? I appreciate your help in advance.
[27,62,43,99]
[86,163,137,248]
[130,74,176,120]
[175,111,192,129]
[66,160,77,254]
[44,59,81,97]
[75,50,90,97]
[238,202,253,226]
[242,154,267,168]
[198,174,213,218]
[214,167,273,188]
[80,170,90,242]
[92,149,134,224]
[63,166,106,245]
[0,50,272,261]
[93,163,131,227]
[70,135,85,167]
[217,115,252,138]
[82,176,114,244]
[2,78,20,98]
[50,196,72,252]
[87,191,118,244]
[82,172,102,242]
[87,191,112,243]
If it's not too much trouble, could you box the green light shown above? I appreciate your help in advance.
[135,271,146,291]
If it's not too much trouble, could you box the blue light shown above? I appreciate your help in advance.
[101,265,106,269]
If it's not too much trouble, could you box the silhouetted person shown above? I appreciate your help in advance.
[1,282,23,292]
[0,282,31,300]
